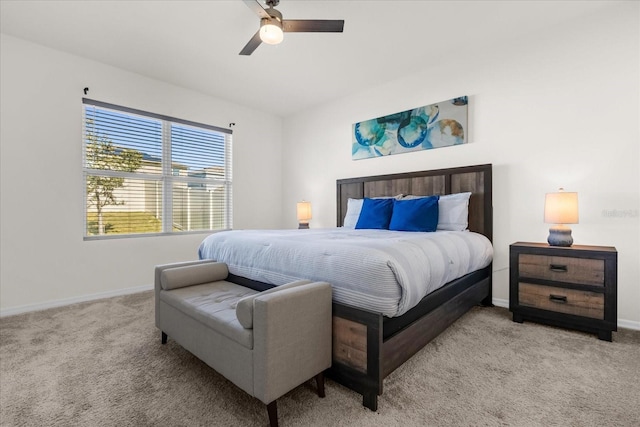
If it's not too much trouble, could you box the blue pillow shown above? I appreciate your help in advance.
[389,196,440,232]
[355,198,394,229]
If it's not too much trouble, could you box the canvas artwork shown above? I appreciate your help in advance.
[352,96,468,160]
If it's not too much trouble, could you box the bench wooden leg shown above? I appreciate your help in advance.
[161,332,167,344]
[266,401,278,427]
[315,372,325,398]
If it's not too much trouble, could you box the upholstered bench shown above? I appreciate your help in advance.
[154,260,332,427]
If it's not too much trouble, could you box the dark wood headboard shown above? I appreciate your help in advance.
[336,164,493,242]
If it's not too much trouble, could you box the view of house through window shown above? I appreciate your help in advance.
[83,99,232,238]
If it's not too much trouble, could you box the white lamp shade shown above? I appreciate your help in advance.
[297,201,312,222]
[260,21,284,45]
[544,190,579,224]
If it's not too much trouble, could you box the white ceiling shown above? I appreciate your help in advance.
[1,0,613,117]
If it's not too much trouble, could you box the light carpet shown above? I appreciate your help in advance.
[1,291,638,426]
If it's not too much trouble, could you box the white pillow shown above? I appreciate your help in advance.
[342,195,403,229]
[343,198,364,229]
[403,192,471,231]
[438,192,472,231]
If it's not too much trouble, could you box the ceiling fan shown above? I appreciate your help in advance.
[240,0,344,55]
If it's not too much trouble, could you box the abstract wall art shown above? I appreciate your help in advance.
[352,96,468,160]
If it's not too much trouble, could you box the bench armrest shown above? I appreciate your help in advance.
[160,263,228,291]
[236,280,311,329]
[252,282,332,404]
[154,260,221,326]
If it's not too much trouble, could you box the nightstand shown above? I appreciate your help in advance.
[509,242,617,341]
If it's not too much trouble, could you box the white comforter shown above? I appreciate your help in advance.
[198,228,493,317]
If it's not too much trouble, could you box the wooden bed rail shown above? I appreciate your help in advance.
[328,267,491,411]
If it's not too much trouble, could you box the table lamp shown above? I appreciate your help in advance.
[544,188,578,247]
[297,201,312,229]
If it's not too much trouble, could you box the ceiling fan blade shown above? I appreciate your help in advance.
[239,30,262,55]
[282,20,344,33]
[242,0,270,19]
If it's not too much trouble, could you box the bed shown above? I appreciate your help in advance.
[199,164,493,410]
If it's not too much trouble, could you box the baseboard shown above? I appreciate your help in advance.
[492,297,639,331]
[492,297,508,308]
[0,284,153,318]
[618,319,640,331]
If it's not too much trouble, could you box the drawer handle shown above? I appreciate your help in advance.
[549,294,568,304]
[549,264,568,273]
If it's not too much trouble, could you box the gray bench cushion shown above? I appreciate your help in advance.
[160,262,229,290]
[160,281,257,349]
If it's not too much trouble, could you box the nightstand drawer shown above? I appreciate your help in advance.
[519,254,604,286]
[519,283,604,319]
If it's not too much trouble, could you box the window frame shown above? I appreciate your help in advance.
[82,98,233,240]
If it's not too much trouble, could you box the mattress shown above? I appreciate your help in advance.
[198,228,493,317]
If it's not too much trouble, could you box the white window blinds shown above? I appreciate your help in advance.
[83,98,232,238]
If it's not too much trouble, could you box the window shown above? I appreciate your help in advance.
[82,99,232,239]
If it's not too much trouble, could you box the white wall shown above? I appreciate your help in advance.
[0,35,283,312]
[282,4,639,325]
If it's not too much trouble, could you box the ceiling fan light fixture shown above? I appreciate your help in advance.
[259,18,284,45]
[240,0,344,55]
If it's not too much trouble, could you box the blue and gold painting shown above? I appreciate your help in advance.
[352,96,468,160]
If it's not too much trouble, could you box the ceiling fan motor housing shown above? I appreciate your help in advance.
[265,7,283,23]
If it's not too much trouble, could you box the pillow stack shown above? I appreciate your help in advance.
[344,192,472,232]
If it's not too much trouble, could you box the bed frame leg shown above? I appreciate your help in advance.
[315,372,325,398]
[161,331,167,344]
[363,392,378,411]
[480,295,493,307]
[267,401,278,427]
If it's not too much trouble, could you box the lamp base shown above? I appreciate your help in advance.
[298,222,309,230]
[547,225,573,247]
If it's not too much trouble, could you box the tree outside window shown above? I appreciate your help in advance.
[85,118,142,235]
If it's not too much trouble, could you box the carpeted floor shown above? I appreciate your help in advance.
[1,291,639,427]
